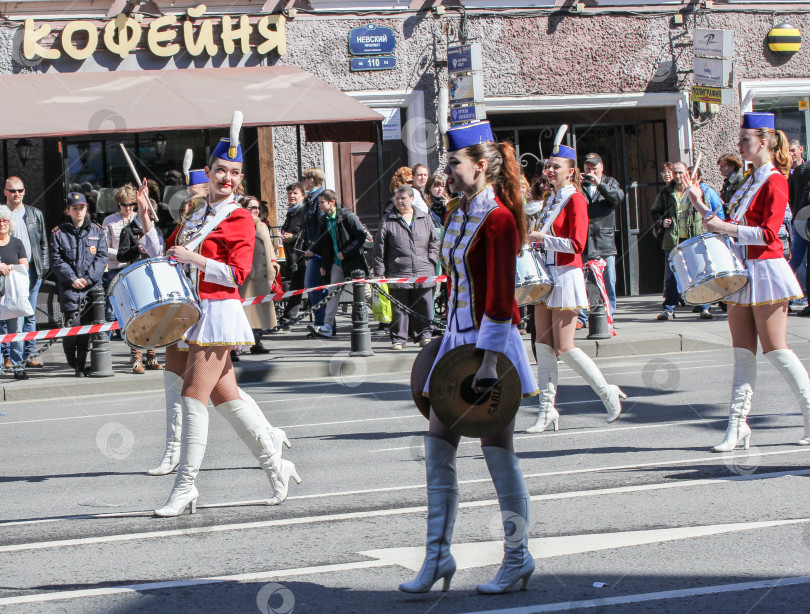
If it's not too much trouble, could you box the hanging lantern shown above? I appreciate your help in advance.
[767,23,802,58]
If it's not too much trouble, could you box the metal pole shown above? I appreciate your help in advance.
[585,267,611,340]
[88,285,114,377]
[376,121,384,220]
[349,269,373,357]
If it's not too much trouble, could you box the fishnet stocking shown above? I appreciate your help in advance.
[534,303,578,354]
[728,301,789,354]
[179,344,239,405]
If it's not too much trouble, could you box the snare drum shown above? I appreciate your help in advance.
[515,247,554,306]
[668,233,749,305]
[109,258,201,349]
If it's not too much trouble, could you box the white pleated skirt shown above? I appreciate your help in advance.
[725,258,804,306]
[423,323,538,398]
[540,265,589,311]
[182,298,255,348]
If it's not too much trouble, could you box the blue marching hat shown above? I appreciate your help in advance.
[552,144,577,161]
[446,120,495,151]
[187,169,208,186]
[741,112,775,130]
[211,138,243,163]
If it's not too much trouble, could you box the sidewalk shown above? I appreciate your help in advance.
[5,294,810,402]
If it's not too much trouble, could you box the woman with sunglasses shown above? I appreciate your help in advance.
[104,184,163,373]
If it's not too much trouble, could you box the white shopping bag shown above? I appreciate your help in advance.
[0,265,33,319]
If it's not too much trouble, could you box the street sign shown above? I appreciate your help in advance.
[693,57,733,88]
[372,107,402,141]
[448,43,482,74]
[449,73,485,105]
[694,28,734,58]
[350,56,396,71]
[348,24,396,56]
[692,85,733,106]
[450,104,486,124]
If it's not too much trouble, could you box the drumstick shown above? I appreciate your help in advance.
[119,143,158,219]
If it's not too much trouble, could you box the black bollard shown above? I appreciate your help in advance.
[87,285,115,377]
[349,270,374,357]
[585,270,611,340]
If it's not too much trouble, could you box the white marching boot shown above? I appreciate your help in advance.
[215,396,301,506]
[154,397,208,517]
[560,347,626,422]
[147,371,184,476]
[239,387,291,452]
[765,349,810,446]
[399,436,458,593]
[713,347,756,453]
[526,343,559,433]
[476,446,535,594]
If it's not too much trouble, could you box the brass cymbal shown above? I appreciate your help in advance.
[411,337,442,419]
[428,344,521,438]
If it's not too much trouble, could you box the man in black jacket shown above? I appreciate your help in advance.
[308,190,368,338]
[50,192,108,376]
[2,176,49,368]
[278,182,307,327]
[577,154,624,328]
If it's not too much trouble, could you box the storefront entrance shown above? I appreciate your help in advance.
[490,108,671,296]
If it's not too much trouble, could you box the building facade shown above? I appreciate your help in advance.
[0,0,808,295]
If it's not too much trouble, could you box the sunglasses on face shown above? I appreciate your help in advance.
[5,189,23,194]
[120,202,136,207]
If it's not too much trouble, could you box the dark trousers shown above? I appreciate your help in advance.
[389,286,434,346]
[62,308,92,361]
[281,262,307,321]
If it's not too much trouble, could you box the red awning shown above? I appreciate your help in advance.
[0,65,382,142]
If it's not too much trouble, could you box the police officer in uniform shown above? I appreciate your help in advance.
[50,192,108,376]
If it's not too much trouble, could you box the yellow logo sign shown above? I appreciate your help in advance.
[23,4,287,62]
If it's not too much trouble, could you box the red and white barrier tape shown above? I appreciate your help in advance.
[0,276,449,344]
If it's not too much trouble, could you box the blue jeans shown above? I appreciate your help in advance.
[102,268,119,322]
[579,255,617,324]
[0,317,21,365]
[18,269,42,359]
[304,257,326,326]
[790,228,807,293]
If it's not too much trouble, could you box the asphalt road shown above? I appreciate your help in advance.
[1,346,809,614]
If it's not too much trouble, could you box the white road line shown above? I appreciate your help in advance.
[1,465,807,547]
[2,522,808,607]
[0,560,390,607]
[460,577,810,614]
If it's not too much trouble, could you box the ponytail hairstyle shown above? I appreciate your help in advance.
[462,141,527,247]
[755,127,791,176]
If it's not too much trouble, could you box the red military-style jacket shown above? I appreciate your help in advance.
[442,185,520,354]
[166,198,256,301]
[543,189,588,267]
[732,165,789,261]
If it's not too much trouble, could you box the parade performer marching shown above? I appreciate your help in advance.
[688,112,808,451]
[400,121,538,595]
[137,114,300,516]
[525,134,626,434]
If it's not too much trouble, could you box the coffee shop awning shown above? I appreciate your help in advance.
[0,65,383,142]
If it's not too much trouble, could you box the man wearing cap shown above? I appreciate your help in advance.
[1,176,48,370]
[50,192,108,376]
[577,153,624,328]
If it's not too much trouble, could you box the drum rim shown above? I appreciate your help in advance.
[670,232,731,254]
[108,256,178,293]
[681,271,750,305]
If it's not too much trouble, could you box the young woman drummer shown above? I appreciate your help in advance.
[400,121,538,595]
[688,112,808,451]
[136,135,300,517]
[525,143,626,433]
